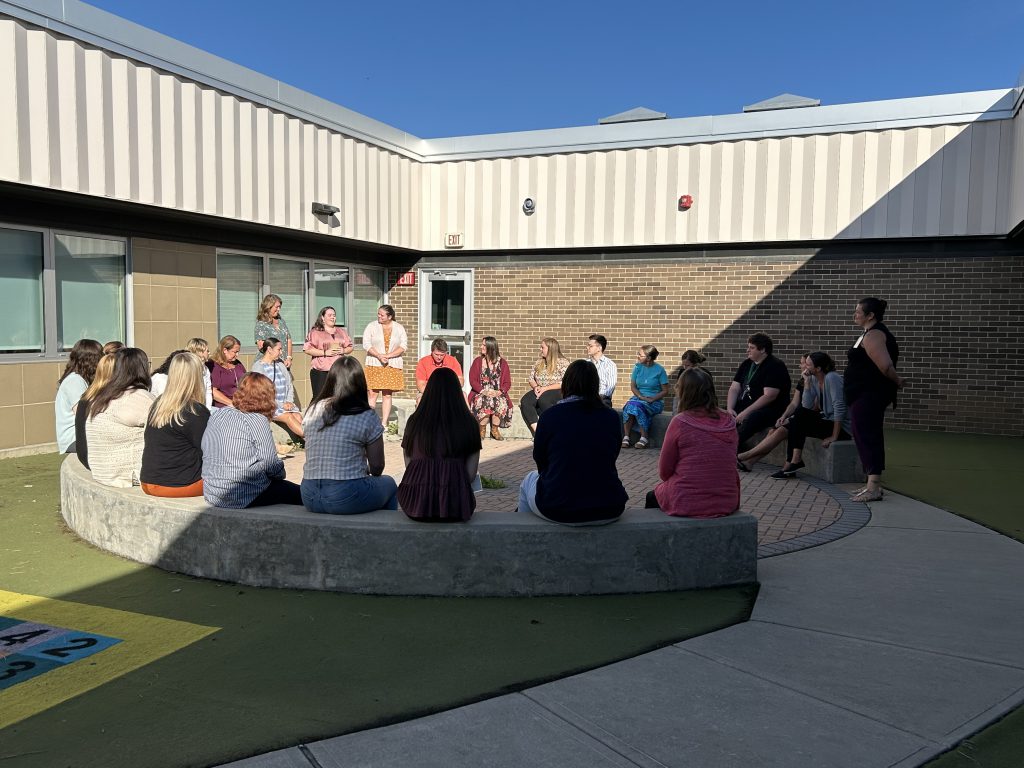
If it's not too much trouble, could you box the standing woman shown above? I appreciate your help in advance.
[202,372,303,508]
[251,337,305,438]
[647,367,740,518]
[301,356,398,515]
[399,367,482,522]
[85,348,155,488]
[140,352,210,497]
[208,335,246,408]
[622,345,670,449]
[845,297,905,502]
[468,336,513,440]
[254,294,293,368]
[55,338,102,454]
[361,305,407,428]
[303,306,354,398]
[520,337,569,434]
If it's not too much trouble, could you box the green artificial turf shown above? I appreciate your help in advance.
[884,430,1024,768]
[0,454,756,768]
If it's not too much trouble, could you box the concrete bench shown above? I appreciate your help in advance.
[60,457,757,597]
[745,428,864,484]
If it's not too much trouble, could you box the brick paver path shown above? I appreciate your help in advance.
[282,436,842,548]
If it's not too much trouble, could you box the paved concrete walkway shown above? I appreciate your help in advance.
[222,481,1024,768]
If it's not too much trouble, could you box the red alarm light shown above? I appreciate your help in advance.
[678,195,693,211]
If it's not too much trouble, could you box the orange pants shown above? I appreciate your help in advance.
[141,479,204,498]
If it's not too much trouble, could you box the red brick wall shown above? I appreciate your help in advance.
[401,246,1023,436]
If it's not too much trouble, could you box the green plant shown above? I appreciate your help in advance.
[386,421,398,436]
[480,475,506,489]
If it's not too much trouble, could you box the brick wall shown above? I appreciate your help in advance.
[413,247,1024,436]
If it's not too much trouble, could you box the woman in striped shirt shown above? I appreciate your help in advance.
[201,372,302,508]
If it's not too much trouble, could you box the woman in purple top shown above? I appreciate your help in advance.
[207,335,246,408]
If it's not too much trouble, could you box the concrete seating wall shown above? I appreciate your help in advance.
[745,428,864,484]
[59,457,757,597]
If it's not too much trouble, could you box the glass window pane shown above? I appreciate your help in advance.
[0,228,45,353]
[430,279,465,331]
[314,263,349,331]
[352,267,384,339]
[217,253,262,344]
[55,234,126,349]
[268,258,308,345]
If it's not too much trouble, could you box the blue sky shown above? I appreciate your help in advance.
[86,0,1023,138]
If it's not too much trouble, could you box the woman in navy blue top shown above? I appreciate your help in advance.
[518,360,627,525]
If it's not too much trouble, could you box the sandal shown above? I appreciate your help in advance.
[635,437,650,449]
[621,436,631,448]
[850,487,883,503]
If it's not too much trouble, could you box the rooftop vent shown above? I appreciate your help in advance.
[743,93,820,113]
[598,106,668,125]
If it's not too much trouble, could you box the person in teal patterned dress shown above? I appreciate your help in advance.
[621,344,670,449]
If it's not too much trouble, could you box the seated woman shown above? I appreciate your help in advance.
[140,352,210,497]
[186,337,215,408]
[251,337,304,438]
[468,336,513,440]
[55,338,101,454]
[519,360,628,526]
[646,367,740,518]
[736,354,809,472]
[85,348,156,488]
[202,373,302,508]
[519,337,569,434]
[149,349,185,398]
[208,335,246,408]
[74,351,117,470]
[300,356,398,515]
[399,367,482,522]
[622,345,670,449]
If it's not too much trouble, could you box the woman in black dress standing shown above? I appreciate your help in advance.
[844,297,906,502]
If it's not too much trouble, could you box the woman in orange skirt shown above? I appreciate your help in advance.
[361,304,407,427]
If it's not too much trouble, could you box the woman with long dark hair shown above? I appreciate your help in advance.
[646,367,740,518]
[74,348,119,470]
[251,337,304,438]
[85,347,155,487]
[303,305,354,398]
[149,349,186,398]
[301,356,398,515]
[202,372,303,508]
[55,338,101,454]
[468,336,513,440]
[399,367,482,522]
[845,298,905,502]
[518,360,627,525]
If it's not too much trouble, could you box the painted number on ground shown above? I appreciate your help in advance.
[0,617,120,691]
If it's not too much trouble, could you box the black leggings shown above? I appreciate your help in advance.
[520,390,562,428]
[786,408,850,458]
[310,369,329,401]
[248,478,304,507]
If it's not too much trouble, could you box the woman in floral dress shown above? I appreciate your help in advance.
[468,336,513,440]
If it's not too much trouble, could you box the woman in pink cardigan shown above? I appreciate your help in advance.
[646,367,740,518]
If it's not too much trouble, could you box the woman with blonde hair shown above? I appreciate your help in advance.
[140,352,210,497]
[254,293,293,368]
[519,337,569,434]
[208,334,246,407]
[74,350,118,469]
[186,337,214,408]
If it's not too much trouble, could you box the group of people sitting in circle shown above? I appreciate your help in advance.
[54,293,903,522]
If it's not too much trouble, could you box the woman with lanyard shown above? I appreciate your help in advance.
[844,297,905,502]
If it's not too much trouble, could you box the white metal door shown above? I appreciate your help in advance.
[418,269,473,380]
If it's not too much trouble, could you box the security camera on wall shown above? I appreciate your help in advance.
[311,202,340,216]
[522,197,536,215]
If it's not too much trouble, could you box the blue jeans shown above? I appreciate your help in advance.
[301,476,398,515]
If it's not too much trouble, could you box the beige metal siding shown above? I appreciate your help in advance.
[0,17,417,249]
[1008,107,1024,234]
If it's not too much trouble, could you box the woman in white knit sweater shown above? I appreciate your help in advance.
[85,347,155,488]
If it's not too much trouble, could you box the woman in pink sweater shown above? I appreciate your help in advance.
[646,367,740,518]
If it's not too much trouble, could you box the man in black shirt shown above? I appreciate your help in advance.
[726,333,792,448]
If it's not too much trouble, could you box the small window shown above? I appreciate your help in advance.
[268,258,308,345]
[352,266,385,340]
[217,253,262,343]
[0,228,45,354]
[54,234,126,350]
[314,264,349,330]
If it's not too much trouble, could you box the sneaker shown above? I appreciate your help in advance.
[771,461,805,478]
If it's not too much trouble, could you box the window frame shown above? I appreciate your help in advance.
[214,248,387,349]
[0,222,132,362]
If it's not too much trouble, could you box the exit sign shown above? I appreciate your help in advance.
[444,232,464,249]
[395,270,416,286]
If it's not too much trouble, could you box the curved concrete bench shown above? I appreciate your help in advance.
[60,457,757,597]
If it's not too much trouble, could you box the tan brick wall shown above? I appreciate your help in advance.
[0,361,63,450]
[414,250,1022,436]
